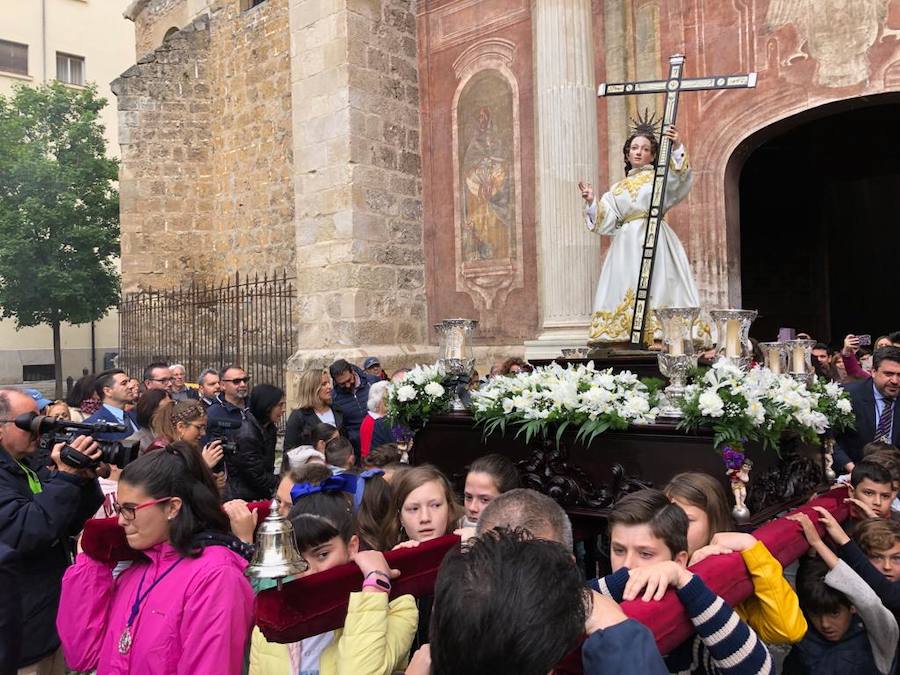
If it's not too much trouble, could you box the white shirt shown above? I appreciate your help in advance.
[315,408,336,426]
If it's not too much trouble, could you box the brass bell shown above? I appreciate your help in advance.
[245,498,309,581]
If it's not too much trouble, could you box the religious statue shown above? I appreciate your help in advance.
[578,113,700,345]
[728,458,753,523]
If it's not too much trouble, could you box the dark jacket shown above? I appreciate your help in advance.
[283,406,345,451]
[0,447,103,667]
[82,405,138,442]
[582,619,668,674]
[0,542,21,674]
[331,366,377,455]
[225,412,279,501]
[205,395,246,444]
[834,379,900,471]
[782,620,880,675]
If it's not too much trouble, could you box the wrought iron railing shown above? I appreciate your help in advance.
[119,271,296,391]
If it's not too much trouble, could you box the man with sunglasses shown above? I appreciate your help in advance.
[0,388,104,673]
[206,365,250,442]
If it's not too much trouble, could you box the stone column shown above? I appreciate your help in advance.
[525,0,601,359]
[284,0,433,398]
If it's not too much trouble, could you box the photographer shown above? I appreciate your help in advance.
[0,388,104,672]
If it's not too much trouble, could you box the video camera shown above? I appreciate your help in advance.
[206,418,241,473]
[14,412,139,470]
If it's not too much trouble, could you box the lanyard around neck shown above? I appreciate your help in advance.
[127,557,185,630]
[15,460,42,494]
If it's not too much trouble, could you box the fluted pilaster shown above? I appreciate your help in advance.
[526,0,600,358]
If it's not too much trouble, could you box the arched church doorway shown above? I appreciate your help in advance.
[736,96,900,346]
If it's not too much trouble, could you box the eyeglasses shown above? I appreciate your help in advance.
[222,376,251,384]
[149,377,174,383]
[113,497,173,521]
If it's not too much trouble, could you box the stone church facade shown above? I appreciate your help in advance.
[116,0,900,374]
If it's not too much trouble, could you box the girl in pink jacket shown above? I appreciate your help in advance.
[57,442,255,674]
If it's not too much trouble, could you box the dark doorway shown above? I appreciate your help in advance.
[738,99,900,347]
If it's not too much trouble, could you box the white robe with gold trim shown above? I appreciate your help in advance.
[584,146,700,343]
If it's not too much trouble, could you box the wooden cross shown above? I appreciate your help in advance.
[597,54,757,348]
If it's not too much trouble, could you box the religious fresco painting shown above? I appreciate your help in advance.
[450,47,526,331]
[457,70,515,264]
[766,0,900,87]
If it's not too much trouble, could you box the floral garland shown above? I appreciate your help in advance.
[386,363,452,434]
[678,359,855,450]
[471,361,658,445]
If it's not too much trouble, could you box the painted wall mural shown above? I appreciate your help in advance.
[459,74,515,263]
[451,39,525,328]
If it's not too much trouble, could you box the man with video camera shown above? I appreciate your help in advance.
[0,388,104,673]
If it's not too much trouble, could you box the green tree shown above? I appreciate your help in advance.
[0,82,119,398]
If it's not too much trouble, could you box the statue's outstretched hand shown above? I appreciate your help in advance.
[577,180,594,204]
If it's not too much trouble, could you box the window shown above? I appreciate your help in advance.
[56,52,84,86]
[0,40,28,76]
[23,364,56,382]
[241,0,268,9]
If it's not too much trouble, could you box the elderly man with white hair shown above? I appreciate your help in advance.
[169,363,199,402]
[359,380,393,460]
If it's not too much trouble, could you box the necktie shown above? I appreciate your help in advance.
[876,398,894,441]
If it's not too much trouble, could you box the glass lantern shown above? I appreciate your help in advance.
[710,309,758,371]
[786,338,816,385]
[434,318,478,410]
[654,307,700,418]
[758,341,788,375]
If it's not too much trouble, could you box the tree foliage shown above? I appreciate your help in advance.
[0,82,119,385]
[0,82,119,326]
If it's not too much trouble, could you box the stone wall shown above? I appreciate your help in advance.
[208,0,294,273]
[115,0,295,292]
[114,16,214,291]
[287,0,430,374]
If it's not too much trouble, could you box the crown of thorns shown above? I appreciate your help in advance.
[629,108,662,138]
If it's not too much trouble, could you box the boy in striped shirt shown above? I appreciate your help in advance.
[591,489,772,674]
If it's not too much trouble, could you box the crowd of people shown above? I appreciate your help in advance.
[1,341,900,675]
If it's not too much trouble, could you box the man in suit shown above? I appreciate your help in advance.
[83,369,139,441]
[835,346,900,472]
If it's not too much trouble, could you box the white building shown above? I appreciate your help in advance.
[0,1,134,391]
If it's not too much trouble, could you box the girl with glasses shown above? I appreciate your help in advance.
[57,442,254,674]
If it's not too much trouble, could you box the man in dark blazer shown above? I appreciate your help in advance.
[835,346,900,472]
[83,369,139,441]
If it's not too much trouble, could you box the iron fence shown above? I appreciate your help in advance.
[119,271,296,391]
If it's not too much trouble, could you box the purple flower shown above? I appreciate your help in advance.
[391,425,414,443]
[722,447,745,471]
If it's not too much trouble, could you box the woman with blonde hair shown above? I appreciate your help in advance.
[283,368,345,462]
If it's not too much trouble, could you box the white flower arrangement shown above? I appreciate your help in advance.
[679,358,856,449]
[386,363,452,432]
[471,361,658,444]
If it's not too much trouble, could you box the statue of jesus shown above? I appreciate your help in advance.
[578,118,700,345]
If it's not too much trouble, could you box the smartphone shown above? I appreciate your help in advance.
[858,334,871,346]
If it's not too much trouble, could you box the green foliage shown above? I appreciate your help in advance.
[0,81,120,329]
